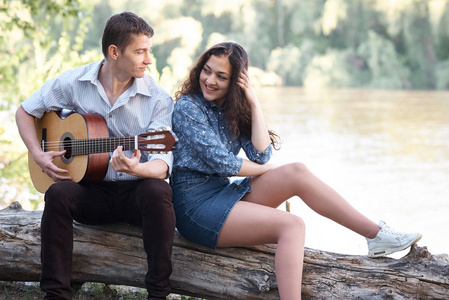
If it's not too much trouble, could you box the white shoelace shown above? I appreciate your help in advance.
[380,224,404,236]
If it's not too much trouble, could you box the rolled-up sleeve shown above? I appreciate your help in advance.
[241,138,272,164]
[173,99,242,177]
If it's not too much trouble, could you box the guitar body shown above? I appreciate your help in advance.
[28,111,109,193]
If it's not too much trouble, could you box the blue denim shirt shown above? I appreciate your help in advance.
[172,93,271,177]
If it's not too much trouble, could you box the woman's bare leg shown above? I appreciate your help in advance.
[244,162,380,238]
[217,201,305,299]
[218,162,382,298]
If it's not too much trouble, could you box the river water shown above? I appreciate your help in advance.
[257,87,449,257]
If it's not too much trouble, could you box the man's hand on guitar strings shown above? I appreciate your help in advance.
[37,150,72,182]
[109,146,141,175]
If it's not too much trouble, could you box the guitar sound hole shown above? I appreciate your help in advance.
[60,132,75,164]
[62,137,72,160]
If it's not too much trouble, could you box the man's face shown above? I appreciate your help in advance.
[116,33,153,78]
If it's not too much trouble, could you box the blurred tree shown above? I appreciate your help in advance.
[0,0,91,105]
[3,0,449,209]
[160,17,203,77]
[435,59,449,90]
[0,0,98,209]
[373,0,438,89]
[268,41,316,86]
[433,1,449,61]
[357,30,411,89]
[402,1,437,89]
[303,48,369,88]
[83,0,113,51]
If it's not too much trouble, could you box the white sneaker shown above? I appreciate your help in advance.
[366,220,422,258]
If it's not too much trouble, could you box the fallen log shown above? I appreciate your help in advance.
[1,201,448,299]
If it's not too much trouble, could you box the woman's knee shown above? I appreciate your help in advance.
[275,162,309,178]
[291,214,306,233]
[289,162,309,175]
[273,163,310,190]
[280,214,306,238]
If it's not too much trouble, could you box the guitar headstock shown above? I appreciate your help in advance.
[137,129,178,153]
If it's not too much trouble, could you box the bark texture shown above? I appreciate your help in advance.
[1,201,448,299]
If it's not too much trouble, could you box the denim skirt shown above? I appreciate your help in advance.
[170,171,251,249]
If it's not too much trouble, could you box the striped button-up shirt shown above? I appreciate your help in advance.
[21,60,174,181]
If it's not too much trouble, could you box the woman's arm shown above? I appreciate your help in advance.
[237,158,275,177]
[237,69,271,152]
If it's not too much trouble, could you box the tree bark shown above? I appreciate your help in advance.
[1,201,448,299]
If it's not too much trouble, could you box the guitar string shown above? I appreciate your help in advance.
[41,138,165,147]
[42,137,137,153]
[41,132,169,146]
[41,136,168,153]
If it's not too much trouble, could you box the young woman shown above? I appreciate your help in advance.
[170,42,421,299]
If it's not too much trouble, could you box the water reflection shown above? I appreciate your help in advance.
[258,87,449,256]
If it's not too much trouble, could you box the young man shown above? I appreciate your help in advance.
[15,12,175,300]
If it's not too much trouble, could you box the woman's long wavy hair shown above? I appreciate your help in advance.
[175,42,280,149]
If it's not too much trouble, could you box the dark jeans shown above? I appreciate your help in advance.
[40,179,175,299]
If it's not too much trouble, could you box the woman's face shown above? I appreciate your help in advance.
[199,55,232,107]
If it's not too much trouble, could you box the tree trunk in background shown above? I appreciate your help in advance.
[276,0,285,47]
[1,201,448,299]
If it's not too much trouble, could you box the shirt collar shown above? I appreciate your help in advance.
[133,76,151,97]
[79,59,151,97]
[197,91,227,111]
[79,60,103,83]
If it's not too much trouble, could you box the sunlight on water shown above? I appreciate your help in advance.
[258,87,449,257]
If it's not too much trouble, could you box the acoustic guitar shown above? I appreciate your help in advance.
[28,110,177,193]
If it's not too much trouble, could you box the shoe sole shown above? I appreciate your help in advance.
[368,234,422,258]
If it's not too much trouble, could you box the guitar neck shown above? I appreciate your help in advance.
[64,136,138,156]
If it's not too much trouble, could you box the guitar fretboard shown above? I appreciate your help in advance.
[56,136,138,156]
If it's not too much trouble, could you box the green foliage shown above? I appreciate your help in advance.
[0,0,100,208]
[0,104,41,209]
[3,0,449,209]
[74,0,449,91]
[267,41,316,86]
[435,59,449,90]
[0,0,94,107]
[357,31,411,89]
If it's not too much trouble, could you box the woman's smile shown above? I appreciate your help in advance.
[199,55,231,107]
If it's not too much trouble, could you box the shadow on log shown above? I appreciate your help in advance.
[1,201,448,299]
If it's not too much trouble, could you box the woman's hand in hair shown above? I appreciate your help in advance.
[238,68,271,151]
[237,68,258,108]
